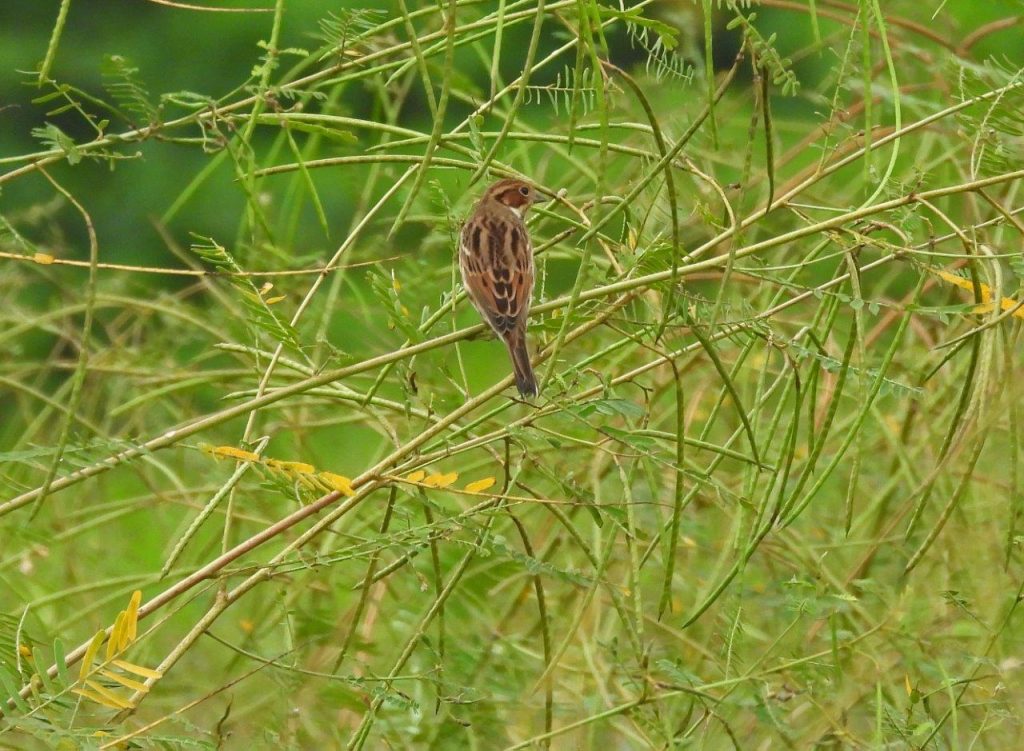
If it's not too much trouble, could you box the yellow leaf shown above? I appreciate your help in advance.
[268,459,315,475]
[405,470,426,483]
[80,631,106,682]
[111,659,162,679]
[18,643,32,659]
[973,300,1024,318]
[98,668,149,693]
[392,277,402,292]
[423,472,458,488]
[107,611,125,660]
[259,282,274,295]
[73,687,127,710]
[933,269,1024,319]
[84,680,133,709]
[124,590,141,647]
[33,252,55,265]
[319,472,355,496]
[211,446,261,462]
[464,477,496,494]
[999,297,1024,319]
[265,295,286,305]
[933,268,976,294]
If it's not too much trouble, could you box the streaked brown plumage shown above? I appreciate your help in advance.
[459,178,546,397]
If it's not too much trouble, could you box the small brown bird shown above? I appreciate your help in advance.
[459,178,547,397]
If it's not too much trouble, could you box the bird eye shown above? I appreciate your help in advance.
[519,186,530,196]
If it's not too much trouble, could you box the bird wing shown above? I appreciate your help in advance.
[459,211,533,339]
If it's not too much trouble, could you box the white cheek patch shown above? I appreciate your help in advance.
[507,205,523,218]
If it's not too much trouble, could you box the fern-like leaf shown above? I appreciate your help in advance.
[190,235,302,352]
[727,11,801,95]
[611,6,695,84]
[101,54,158,125]
[31,123,82,164]
[954,58,1024,177]
[525,65,600,117]
[314,8,387,60]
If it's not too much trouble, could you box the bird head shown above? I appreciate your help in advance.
[483,178,549,217]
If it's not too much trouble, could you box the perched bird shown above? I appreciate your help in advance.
[459,178,547,397]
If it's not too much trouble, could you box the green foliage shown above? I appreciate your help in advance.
[525,65,601,116]
[190,235,302,352]
[2,1,1024,749]
[30,122,82,164]
[727,11,801,95]
[100,54,158,126]
[955,56,1024,175]
[314,8,388,59]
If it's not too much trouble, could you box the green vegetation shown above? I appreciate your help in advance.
[2,0,1024,747]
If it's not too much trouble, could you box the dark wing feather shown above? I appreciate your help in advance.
[459,208,533,340]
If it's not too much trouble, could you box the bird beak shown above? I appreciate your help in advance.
[534,190,555,203]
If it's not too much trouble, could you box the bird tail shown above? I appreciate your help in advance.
[506,332,538,398]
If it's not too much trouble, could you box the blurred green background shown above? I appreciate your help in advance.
[3,0,1020,272]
